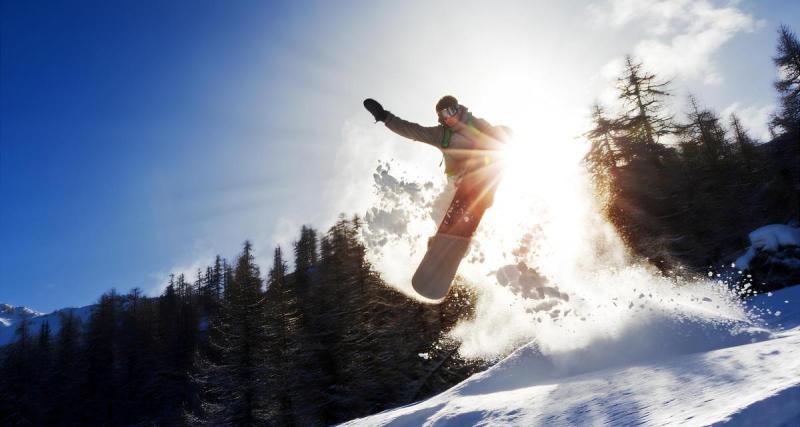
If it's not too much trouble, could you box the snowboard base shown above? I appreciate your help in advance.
[412,233,471,300]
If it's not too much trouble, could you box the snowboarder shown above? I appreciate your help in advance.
[363,96,511,299]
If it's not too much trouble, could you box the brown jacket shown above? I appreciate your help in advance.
[384,107,510,176]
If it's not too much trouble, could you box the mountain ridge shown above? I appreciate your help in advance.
[0,303,94,346]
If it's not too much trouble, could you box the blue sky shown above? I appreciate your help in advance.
[1,0,798,312]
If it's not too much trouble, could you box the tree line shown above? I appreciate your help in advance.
[0,217,482,426]
[583,25,800,290]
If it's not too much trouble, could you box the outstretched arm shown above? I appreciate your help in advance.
[363,98,442,146]
[384,112,443,146]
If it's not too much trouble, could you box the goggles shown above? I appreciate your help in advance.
[438,105,460,119]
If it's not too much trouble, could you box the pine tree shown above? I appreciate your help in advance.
[212,255,224,303]
[192,241,270,425]
[0,319,35,425]
[302,217,365,422]
[729,112,760,173]
[36,321,52,356]
[116,288,160,423]
[294,225,319,290]
[196,267,208,307]
[263,245,310,425]
[154,276,200,423]
[50,310,82,424]
[176,272,192,300]
[223,259,235,302]
[770,24,800,136]
[584,103,622,200]
[31,321,54,424]
[82,290,121,424]
[154,282,185,422]
[615,56,675,161]
[679,95,731,167]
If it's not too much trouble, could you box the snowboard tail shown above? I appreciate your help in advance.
[412,234,471,300]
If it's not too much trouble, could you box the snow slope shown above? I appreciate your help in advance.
[343,286,800,426]
[0,303,94,346]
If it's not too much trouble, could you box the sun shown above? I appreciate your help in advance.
[456,91,595,279]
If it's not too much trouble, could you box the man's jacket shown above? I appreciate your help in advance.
[384,107,510,177]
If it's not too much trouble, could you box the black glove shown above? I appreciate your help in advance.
[363,98,388,122]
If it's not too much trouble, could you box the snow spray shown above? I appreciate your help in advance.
[360,125,768,372]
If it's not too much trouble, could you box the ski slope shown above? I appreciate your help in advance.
[343,285,800,426]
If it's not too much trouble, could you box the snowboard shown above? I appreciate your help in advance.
[412,163,503,300]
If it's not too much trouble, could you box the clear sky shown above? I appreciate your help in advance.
[1,0,798,312]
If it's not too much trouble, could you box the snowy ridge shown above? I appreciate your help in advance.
[0,304,42,330]
[0,303,94,346]
[343,286,800,426]
[1,303,43,319]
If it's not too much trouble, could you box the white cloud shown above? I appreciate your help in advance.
[591,0,758,85]
[590,0,694,34]
[721,102,776,141]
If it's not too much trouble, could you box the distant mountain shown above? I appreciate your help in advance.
[0,303,94,346]
[0,304,42,326]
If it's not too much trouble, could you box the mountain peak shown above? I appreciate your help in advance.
[0,303,42,318]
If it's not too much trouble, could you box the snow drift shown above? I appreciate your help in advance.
[734,224,800,271]
[343,286,800,426]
